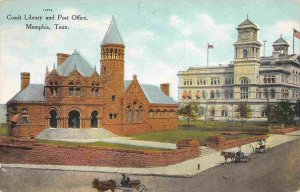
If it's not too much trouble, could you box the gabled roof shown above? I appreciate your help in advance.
[238,18,257,27]
[7,84,45,104]
[273,36,288,45]
[101,17,124,45]
[56,50,95,77]
[125,80,177,105]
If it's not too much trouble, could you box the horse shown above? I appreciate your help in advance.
[221,151,236,164]
[92,178,117,192]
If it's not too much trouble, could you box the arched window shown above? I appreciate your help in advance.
[148,109,153,118]
[225,90,229,99]
[157,109,161,118]
[76,82,81,96]
[91,82,95,96]
[261,107,267,117]
[53,82,58,96]
[49,81,54,96]
[95,83,100,96]
[210,107,215,117]
[210,90,215,99]
[138,105,143,122]
[188,91,192,99]
[230,90,234,99]
[69,81,74,96]
[127,105,131,123]
[132,102,137,122]
[240,77,249,99]
[199,107,205,116]
[264,89,269,99]
[68,110,80,128]
[22,108,29,124]
[202,91,207,99]
[270,89,275,99]
[195,91,200,99]
[50,110,58,128]
[216,90,220,99]
[221,109,228,117]
[243,49,248,58]
[91,111,98,128]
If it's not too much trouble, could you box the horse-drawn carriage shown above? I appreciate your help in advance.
[92,174,147,192]
[221,150,249,164]
[250,140,268,154]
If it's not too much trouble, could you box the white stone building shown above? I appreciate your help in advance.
[177,18,300,121]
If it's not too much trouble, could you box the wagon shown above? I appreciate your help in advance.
[92,177,147,192]
[234,151,249,163]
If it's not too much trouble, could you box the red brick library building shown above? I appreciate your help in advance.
[6,18,178,137]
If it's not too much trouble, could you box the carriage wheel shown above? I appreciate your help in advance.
[134,184,147,192]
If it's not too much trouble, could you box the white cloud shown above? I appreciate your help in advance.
[169,14,192,36]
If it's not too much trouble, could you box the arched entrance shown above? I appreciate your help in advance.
[68,110,80,128]
[50,110,58,128]
[91,111,98,128]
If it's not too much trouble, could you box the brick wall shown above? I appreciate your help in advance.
[208,135,268,150]
[0,138,199,167]
[270,127,300,134]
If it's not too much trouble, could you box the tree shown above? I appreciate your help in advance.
[266,103,277,128]
[178,102,199,127]
[294,99,300,117]
[235,102,252,127]
[275,101,294,128]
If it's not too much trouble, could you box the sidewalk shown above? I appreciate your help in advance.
[1,131,300,177]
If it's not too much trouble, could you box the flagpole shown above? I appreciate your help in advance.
[293,28,295,55]
[207,43,209,67]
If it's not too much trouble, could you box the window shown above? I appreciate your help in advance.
[210,90,215,99]
[127,105,131,123]
[148,109,153,118]
[243,49,248,58]
[225,90,229,99]
[187,91,192,99]
[240,78,249,99]
[75,82,81,96]
[195,91,200,99]
[261,108,267,117]
[202,91,207,99]
[132,102,137,122]
[270,89,275,99]
[112,95,116,102]
[210,107,215,116]
[69,82,74,96]
[216,90,220,99]
[264,89,269,99]
[22,108,29,124]
[264,76,275,84]
[221,109,228,117]
[138,105,143,121]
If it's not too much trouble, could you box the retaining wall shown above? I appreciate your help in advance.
[0,138,199,168]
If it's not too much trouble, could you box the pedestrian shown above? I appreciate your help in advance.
[197,163,200,170]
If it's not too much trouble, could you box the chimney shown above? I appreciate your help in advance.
[56,53,70,65]
[21,72,30,91]
[160,83,170,97]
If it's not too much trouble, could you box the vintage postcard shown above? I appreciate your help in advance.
[0,0,300,191]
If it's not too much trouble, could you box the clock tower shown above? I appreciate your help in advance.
[233,17,262,100]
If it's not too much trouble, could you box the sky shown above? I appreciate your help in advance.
[0,0,299,103]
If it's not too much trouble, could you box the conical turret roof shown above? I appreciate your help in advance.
[101,16,124,45]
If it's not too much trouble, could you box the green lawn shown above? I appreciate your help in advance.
[132,120,270,146]
[37,139,170,151]
[0,123,7,137]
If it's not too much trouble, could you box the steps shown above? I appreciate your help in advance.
[36,128,117,143]
[200,146,219,157]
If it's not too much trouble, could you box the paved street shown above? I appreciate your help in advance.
[1,137,299,192]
